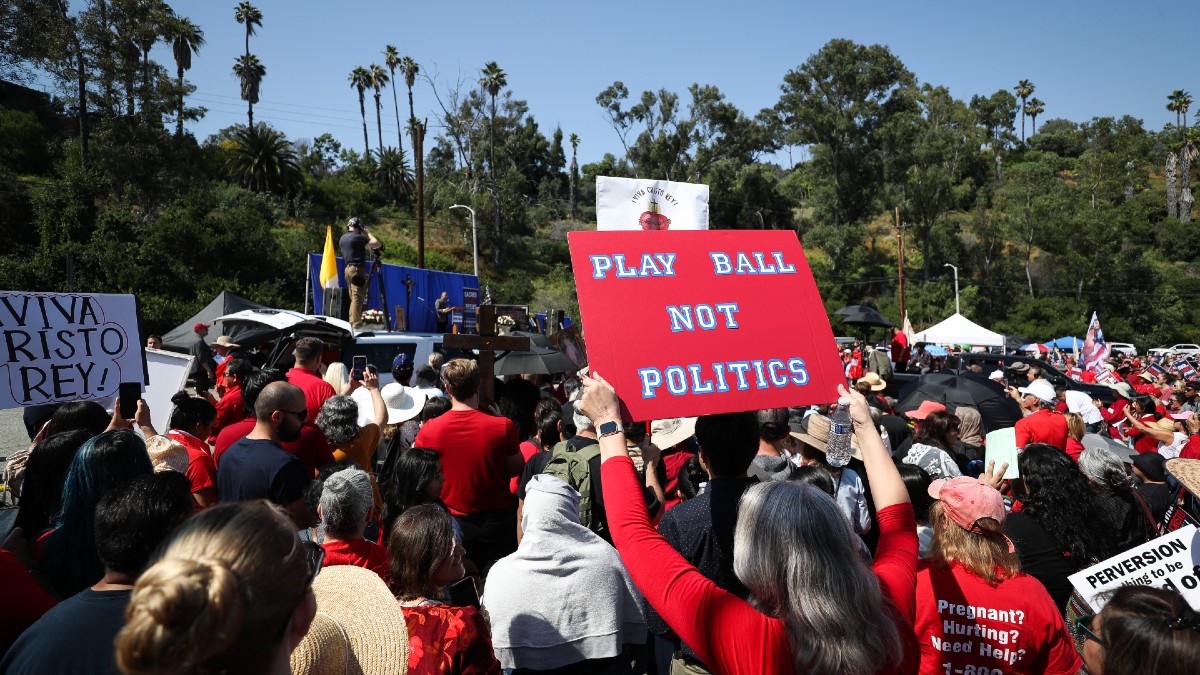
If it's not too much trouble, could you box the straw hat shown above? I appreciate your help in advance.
[210,335,240,349]
[650,417,697,449]
[1154,417,1177,432]
[290,566,409,675]
[856,372,887,391]
[790,414,861,460]
[145,435,188,474]
[381,383,428,425]
[1165,458,1200,498]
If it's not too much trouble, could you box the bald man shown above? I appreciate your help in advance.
[216,381,312,526]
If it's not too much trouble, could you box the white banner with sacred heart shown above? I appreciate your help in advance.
[596,176,709,231]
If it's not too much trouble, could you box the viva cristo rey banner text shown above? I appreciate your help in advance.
[569,230,841,421]
[595,176,709,231]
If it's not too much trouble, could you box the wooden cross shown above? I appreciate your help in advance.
[442,305,529,409]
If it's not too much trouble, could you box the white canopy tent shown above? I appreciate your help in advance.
[913,313,1006,348]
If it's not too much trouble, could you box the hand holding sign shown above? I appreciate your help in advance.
[578,370,623,427]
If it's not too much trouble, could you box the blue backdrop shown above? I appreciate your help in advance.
[307,254,479,333]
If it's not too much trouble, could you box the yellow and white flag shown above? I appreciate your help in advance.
[319,226,339,289]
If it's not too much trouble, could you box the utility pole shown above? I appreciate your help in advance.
[416,117,427,268]
[895,207,907,322]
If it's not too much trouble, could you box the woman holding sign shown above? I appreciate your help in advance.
[914,477,1081,674]
[580,374,918,675]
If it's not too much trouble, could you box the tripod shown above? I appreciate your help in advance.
[363,251,392,330]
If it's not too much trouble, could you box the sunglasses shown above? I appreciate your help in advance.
[272,540,325,641]
[1076,614,1105,647]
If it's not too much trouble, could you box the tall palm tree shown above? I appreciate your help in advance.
[569,133,579,219]
[369,63,389,152]
[1025,97,1045,135]
[374,147,413,204]
[1014,79,1035,143]
[164,15,204,138]
[384,46,403,148]
[479,61,507,180]
[349,66,372,156]
[400,56,419,130]
[1179,91,1193,135]
[134,2,169,118]
[226,124,301,194]
[233,2,262,57]
[1168,90,1186,131]
[232,54,265,128]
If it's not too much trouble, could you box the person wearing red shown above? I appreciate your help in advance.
[318,467,389,579]
[413,358,523,572]
[915,477,1081,675]
[1099,381,1133,439]
[166,392,218,509]
[1123,394,1165,455]
[581,375,919,675]
[210,358,251,439]
[1013,380,1068,450]
[1180,413,1200,459]
[213,368,336,477]
[287,337,335,424]
[890,327,911,371]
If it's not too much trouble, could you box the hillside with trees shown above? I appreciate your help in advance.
[2,2,1198,346]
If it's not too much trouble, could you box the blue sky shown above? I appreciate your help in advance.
[154,0,1188,166]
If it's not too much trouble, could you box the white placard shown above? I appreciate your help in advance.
[1069,524,1200,611]
[0,292,144,409]
[143,348,194,435]
[596,176,709,231]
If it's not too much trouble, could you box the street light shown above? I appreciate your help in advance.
[449,204,478,278]
[943,263,960,315]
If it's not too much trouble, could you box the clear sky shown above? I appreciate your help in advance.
[156,0,1190,166]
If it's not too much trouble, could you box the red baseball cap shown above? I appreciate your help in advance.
[193,322,210,332]
[905,400,947,420]
[928,477,1008,533]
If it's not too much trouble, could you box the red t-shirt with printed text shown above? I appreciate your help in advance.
[914,563,1081,675]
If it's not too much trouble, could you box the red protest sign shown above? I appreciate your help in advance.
[568,230,841,421]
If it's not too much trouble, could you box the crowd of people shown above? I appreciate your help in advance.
[2,328,1200,675]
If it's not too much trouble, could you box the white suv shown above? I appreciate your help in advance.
[1108,342,1137,357]
[1149,344,1200,356]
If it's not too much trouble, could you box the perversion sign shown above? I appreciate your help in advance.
[568,230,841,420]
[1069,524,1200,611]
[0,292,144,409]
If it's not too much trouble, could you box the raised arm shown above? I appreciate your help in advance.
[840,383,908,510]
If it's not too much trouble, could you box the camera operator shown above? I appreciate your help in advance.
[339,217,382,329]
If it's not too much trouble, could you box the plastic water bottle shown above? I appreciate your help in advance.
[827,397,854,468]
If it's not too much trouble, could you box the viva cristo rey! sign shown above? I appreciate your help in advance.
[595,176,709,231]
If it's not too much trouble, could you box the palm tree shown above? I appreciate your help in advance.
[369,63,389,152]
[1014,79,1035,143]
[1179,91,1193,135]
[1025,97,1045,135]
[400,56,419,130]
[233,2,262,57]
[1167,149,1180,219]
[348,66,372,156]
[232,54,265,128]
[134,2,169,117]
[374,147,413,203]
[1180,128,1199,222]
[479,61,507,265]
[384,46,403,148]
[569,133,580,219]
[1168,90,1186,131]
[164,16,204,138]
[226,124,301,194]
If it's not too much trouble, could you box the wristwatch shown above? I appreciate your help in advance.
[598,420,622,438]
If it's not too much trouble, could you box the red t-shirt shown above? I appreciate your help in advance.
[914,563,1081,675]
[661,448,697,512]
[1180,434,1200,460]
[414,408,520,516]
[0,550,56,652]
[212,386,244,438]
[1014,410,1068,450]
[891,332,910,364]
[168,429,217,503]
[321,537,390,579]
[286,367,335,424]
[1100,399,1129,439]
[509,440,541,495]
[213,417,336,477]
[1128,415,1161,454]
[601,455,919,675]
[1064,437,1084,462]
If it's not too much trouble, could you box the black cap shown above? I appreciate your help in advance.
[1186,381,1200,391]
[1131,452,1167,483]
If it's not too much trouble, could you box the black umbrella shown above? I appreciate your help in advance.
[508,330,552,349]
[895,372,1023,433]
[495,344,577,376]
[835,305,895,328]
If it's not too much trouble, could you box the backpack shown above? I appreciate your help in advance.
[541,438,604,534]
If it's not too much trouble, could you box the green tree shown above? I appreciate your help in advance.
[970,89,1018,180]
[369,63,389,152]
[383,45,403,148]
[569,132,579,219]
[232,53,264,128]
[348,65,371,156]
[233,1,261,57]
[225,124,301,194]
[1014,79,1035,143]
[373,146,412,203]
[164,15,204,138]
[1025,97,1045,135]
[479,61,507,264]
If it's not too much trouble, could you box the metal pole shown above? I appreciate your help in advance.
[944,263,960,315]
[450,204,478,278]
[895,208,905,322]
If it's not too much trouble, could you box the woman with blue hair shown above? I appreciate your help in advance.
[36,428,153,598]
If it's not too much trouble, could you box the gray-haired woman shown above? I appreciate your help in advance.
[316,369,387,509]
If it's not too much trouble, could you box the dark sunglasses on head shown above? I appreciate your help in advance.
[1076,614,1104,647]
[272,540,324,642]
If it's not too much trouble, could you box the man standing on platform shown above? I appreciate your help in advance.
[339,217,381,329]
[434,291,452,333]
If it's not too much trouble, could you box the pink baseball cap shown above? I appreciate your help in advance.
[1171,411,1195,421]
[905,400,947,420]
[928,477,1008,532]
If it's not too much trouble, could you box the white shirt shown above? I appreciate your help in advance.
[1065,390,1104,425]
[1160,431,1187,459]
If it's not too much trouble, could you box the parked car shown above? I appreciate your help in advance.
[889,353,1115,405]
[1148,344,1200,356]
[1107,342,1137,357]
